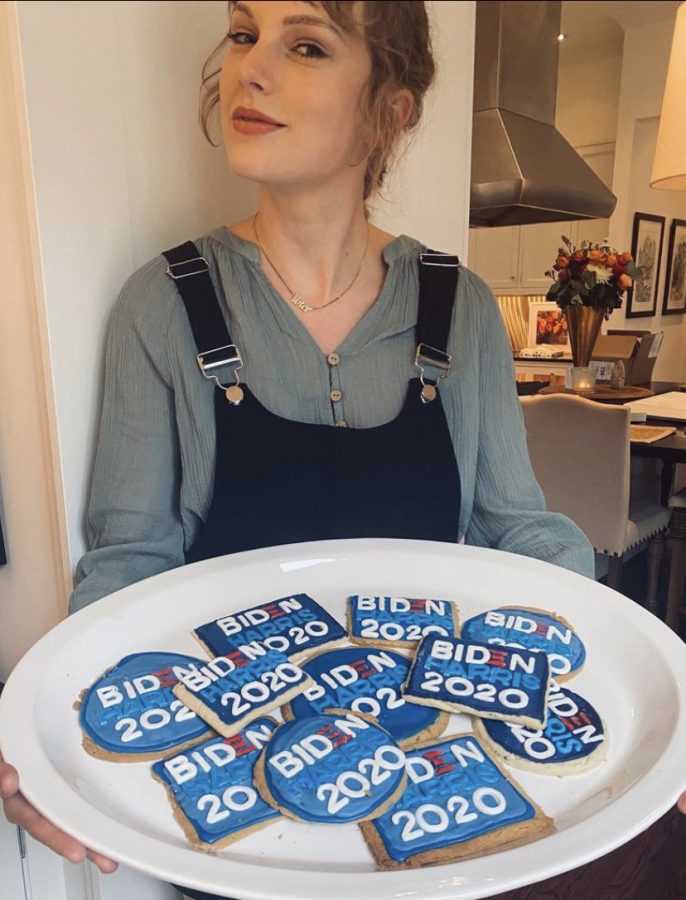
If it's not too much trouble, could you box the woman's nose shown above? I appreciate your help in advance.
[237,41,275,94]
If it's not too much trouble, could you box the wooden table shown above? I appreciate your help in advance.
[538,384,654,402]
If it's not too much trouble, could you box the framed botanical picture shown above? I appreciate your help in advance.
[626,213,665,318]
[527,300,570,350]
[663,218,686,315]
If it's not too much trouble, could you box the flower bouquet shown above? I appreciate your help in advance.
[545,236,640,376]
[545,235,639,317]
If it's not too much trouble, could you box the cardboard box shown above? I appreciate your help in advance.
[591,331,664,385]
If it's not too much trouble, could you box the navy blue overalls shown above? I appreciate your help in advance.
[161,240,462,899]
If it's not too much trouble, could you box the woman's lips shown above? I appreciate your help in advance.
[232,107,285,135]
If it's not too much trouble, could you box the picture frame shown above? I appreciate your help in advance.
[663,219,686,315]
[626,212,665,318]
[527,300,570,351]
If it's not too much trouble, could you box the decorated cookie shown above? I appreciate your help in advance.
[283,647,448,747]
[347,595,459,648]
[78,652,211,761]
[361,733,554,868]
[194,593,346,664]
[173,646,314,738]
[474,682,606,774]
[404,636,551,729]
[254,713,407,824]
[152,717,281,848]
[461,607,586,681]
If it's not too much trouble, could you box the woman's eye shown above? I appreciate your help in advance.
[227,30,256,46]
[293,42,328,59]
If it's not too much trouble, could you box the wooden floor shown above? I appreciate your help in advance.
[491,806,686,899]
[492,553,686,900]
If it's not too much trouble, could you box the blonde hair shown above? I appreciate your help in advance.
[199,1,436,199]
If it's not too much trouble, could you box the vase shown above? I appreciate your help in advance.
[564,305,605,369]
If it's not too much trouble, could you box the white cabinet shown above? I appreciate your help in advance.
[467,224,521,291]
[468,143,615,293]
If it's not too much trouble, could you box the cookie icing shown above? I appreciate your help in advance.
[286,648,444,744]
[79,652,209,755]
[404,636,550,727]
[479,682,605,765]
[348,595,458,644]
[195,594,346,659]
[461,608,585,678]
[152,717,279,845]
[370,734,536,862]
[261,713,406,823]
[173,646,312,736]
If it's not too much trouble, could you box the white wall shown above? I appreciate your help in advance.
[608,10,686,381]
[16,0,475,573]
[8,3,476,898]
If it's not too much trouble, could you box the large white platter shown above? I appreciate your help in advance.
[2,539,686,899]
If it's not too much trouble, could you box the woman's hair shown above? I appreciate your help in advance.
[199,1,436,200]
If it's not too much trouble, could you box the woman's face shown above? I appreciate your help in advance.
[219,1,373,194]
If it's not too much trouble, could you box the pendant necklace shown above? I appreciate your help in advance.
[253,213,370,313]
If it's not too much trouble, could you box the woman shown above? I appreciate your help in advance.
[0,0,600,885]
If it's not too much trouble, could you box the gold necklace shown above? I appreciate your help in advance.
[253,213,370,313]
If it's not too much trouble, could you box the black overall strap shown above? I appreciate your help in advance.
[162,241,242,375]
[416,249,460,382]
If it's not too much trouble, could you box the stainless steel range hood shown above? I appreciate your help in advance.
[470,0,617,228]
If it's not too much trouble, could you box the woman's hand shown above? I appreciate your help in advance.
[0,754,118,873]
[679,792,686,815]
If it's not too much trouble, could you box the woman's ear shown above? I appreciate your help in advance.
[390,88,414,132]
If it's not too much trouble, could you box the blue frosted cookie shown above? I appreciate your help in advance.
[194,594,346,663]
[79,652,211,760]
[347,595,459,648]
[404,636,551,729]
[172,647,313,738]
[461,607,586,681]
[254,713,407,824]
[283,647,448,746]
[152,717,280,848]
[361,733,554,868]
[474,682,606,774]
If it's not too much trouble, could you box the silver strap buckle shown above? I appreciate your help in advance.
[166,256,210,280]
[419,251,460,268]
[415,342,452,375]
[414,343,452,404]
[197,344,244,391]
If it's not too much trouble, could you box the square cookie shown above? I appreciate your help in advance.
[152,716,280,848]
[173,647,314,738]
[194,593,347,664]
[361,733,554,867]
[404,636,550,728]
[347,595,459,648]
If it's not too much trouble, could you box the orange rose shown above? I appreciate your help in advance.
[573,249,586,260]
[555,255,570,269]
[606,253,618,267]
[588,249,604,261]
[618,273,632,289]
[620,251,633,264]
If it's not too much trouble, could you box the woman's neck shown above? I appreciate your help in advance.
[227,187,397,355]
[248,189,371,308]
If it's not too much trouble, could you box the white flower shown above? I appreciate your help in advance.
[586,264,612,284]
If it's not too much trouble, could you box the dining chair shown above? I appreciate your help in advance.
[520,394,670,609]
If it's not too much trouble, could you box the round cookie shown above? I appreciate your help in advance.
[79,651,212,761]
[254,713,407,824]
[473,681,606,774]
[461,606,586,680]
[283,647,448,746]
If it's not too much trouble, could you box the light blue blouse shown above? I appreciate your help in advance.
[69,228,593,612]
